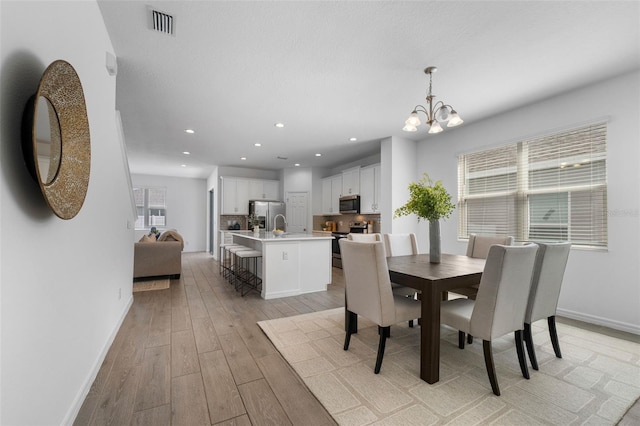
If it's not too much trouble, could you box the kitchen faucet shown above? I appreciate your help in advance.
[273,214,287,231]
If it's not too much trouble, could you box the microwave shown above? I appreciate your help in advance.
[339,195,360,214]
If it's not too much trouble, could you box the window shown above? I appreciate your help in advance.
[133,187,167,230]
[458,122,607,248]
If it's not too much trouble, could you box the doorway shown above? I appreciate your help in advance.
[209,189,215,255]
[285,191,309,233]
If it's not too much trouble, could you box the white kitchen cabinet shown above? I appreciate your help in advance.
[321,174,342,214]
[342,166,360,195]
[221,177,249,214]
[249,179,280,200]
[360,164,381,213]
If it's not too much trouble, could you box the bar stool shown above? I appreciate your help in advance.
[219,243,240,278]
[227,245,252,285]
[234,250,262,296]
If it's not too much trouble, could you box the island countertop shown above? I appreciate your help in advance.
[228,230,334,241]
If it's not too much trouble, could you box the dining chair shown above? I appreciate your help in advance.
[383,233,422,294]
[451,234,516,301]
[440,244,539,396]
[524,242,571,370]
[347,233,382,242]
[339,239,422,374]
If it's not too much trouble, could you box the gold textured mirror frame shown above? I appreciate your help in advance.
[22,60,91,219]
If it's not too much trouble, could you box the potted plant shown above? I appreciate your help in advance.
[394,173,455,263]
[248,214,261,234]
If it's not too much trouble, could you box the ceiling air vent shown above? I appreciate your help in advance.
[149,8,175,36]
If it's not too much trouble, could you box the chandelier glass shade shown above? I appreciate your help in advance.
[402,66,463,134]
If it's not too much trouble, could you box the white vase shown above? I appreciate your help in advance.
[253,225,260,234]
[429,220,441,264]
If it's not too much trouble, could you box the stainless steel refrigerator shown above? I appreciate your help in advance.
[248,200,286,231]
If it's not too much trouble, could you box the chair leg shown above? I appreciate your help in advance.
[548,316,562,359]
[467,334,474,345]
[344,310,357,350]
[458,331,465,349]
[523,323,538,370]
[374,326,390,374]
[482,340,500,396]
[514,330,530,380]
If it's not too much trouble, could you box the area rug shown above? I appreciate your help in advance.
[132,278,170,292]
[257,308,640,425]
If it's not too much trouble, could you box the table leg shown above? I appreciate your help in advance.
[421,284,440,383]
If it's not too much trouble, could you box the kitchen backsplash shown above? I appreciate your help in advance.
[221,215,248,230]
[313,214,381,233]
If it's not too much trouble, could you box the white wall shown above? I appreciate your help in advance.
[380,136,419,237]
[415,70,640,333]
[131,174,207,252]
[1,2,135,424]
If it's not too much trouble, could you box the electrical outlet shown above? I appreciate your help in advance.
[282,251,288,260]
[118,288,122,300]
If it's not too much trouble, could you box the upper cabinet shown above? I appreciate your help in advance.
[249,179,279,200]
[221,177,250,215]
[321,174,342,214]
[360,164,381,214]
[342,166,360,196]
[222,177,281,214]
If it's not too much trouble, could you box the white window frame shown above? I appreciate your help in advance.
[133,186,167,230]
[458,122,607,249]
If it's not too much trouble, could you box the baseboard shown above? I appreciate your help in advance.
[62,294,134,425]
[557,307,640,335]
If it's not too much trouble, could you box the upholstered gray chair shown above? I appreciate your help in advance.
[524,242,571,370]
[451,234,516,300]
[339,239,422,374]
[440,244,539,395]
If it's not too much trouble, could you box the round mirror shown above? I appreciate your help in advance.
[21,60,91,220]
[34,96,62,184]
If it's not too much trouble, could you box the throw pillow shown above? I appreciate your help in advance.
[139,234,156,243]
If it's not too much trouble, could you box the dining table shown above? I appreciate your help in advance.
[386,253,486,384]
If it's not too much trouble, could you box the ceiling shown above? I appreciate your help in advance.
[97,1,639,179]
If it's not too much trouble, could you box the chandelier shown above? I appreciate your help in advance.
[402,66,463,134]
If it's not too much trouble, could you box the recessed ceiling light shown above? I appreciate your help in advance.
[274,122,285,128]
[294,163,300,167]
[349,137,357,142]
[315,153,322,157]
[182,151,190,155]
[185,129,195,134]
[241,157,247,160]
[254,143,262,147]
[181,164,187,167]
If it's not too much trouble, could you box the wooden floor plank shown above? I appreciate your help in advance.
[134,345,170,412]
[130,404,171,426]
[89,365,141,426]
[213,414,252,426]
[171,329,200,377]
[199,350,246,424]
[192,316,222,353]
[238,379,292,426]
[219,330,263,385]
[171,372,210,425]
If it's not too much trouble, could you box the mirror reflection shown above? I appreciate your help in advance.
[35,96,62,184]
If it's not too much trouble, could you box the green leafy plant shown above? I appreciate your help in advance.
[394,173,455,222]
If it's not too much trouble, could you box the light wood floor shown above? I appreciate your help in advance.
[74,252,639,425]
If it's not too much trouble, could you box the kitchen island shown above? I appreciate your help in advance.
[229,231,334,299]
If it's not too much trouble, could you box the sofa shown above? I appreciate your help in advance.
[133,230,184,279]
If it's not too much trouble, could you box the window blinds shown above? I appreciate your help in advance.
[458,122,607,248]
